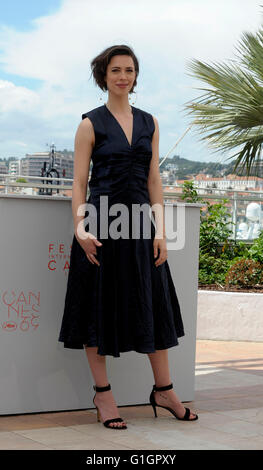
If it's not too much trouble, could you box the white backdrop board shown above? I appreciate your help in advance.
[0,194,201,415]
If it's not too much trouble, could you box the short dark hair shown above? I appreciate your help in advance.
[90,44,139,93]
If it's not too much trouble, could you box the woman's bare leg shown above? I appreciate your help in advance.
[147,349,197,419]
[84,346,127,428]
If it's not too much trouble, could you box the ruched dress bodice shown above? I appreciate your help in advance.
[85,104,153,207]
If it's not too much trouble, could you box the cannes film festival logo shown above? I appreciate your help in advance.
[76,196,185,250]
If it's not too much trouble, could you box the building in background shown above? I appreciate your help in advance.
[20,151,74,186]
[8,159,21,181]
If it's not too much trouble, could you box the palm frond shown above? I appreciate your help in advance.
[183,22,263,176]
[235,29,263,85]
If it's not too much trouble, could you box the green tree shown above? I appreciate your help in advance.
[199,199,233,256]
[16,178,27,183]
[179,180,205,203]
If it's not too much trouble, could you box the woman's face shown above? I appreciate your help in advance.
[104,54,136,95]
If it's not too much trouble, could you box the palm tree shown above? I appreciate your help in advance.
[183,15,263,177]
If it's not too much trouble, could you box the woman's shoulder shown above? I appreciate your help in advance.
[134,106,156,135]
[82,104,105,121]
[134,105,157,124]
[132,105,152,117]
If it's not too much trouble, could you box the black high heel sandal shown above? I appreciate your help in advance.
[93,383,127,429]
[149,383,198,421]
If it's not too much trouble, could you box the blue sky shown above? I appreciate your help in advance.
[0,0,62,91]
[0,1,62,31]
[1,0,263,163]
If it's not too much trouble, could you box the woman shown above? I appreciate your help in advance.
[58,44,198,429]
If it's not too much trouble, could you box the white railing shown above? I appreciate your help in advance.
[1,174,263,241]
[0,173,73,195]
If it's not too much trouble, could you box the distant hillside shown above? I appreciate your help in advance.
[162,155,263,178]
[1,152,262,178]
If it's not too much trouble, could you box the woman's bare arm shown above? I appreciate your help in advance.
[147,116,166,238]
[72,117,94,238]
[72,117,102,265]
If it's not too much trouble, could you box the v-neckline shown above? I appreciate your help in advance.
[104,104,134,148]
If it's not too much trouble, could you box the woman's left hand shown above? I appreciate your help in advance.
[153,236,168,267]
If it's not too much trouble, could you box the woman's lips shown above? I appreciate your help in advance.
[117,84,128,88]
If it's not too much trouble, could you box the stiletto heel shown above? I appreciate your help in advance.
[151,402,157,417]
[93,383,127,430]
[149,383,198,421]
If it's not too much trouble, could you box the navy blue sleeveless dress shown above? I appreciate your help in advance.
[58,104,185,357]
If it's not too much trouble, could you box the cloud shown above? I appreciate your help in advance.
[0,0,262,159]
[0,79,40,112]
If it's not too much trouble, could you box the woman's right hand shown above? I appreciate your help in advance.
[76,232,102,266]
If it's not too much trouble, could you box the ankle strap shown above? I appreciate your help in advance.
[153,383,173,391]
[93,383,111,392]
